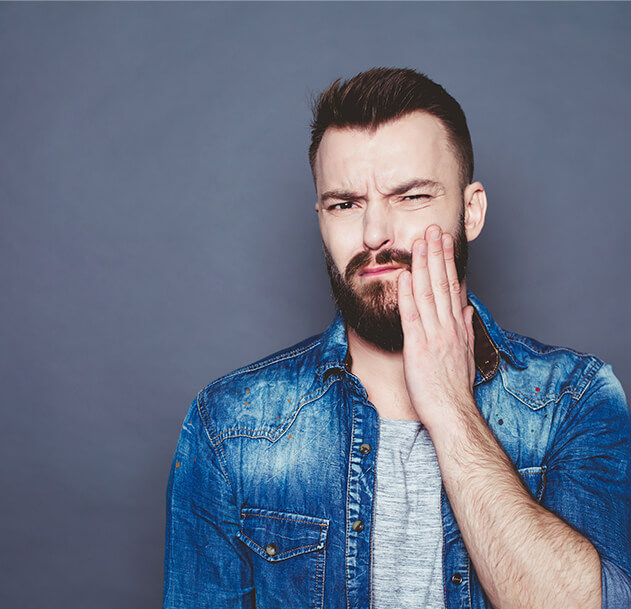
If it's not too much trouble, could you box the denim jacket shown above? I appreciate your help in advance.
[164,293,631,609]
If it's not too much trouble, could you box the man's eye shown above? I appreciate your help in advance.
[330,201,355,210]
[403,194,430,201]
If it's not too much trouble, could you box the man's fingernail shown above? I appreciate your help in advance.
[430,227,441,240]
[443,234,453,248]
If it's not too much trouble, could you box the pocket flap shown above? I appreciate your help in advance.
[237,507,329,562]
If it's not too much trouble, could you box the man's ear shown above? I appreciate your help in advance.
[463,181,487,242]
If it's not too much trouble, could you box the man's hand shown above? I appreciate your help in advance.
[397,224,476,431]
[397,227,601,609]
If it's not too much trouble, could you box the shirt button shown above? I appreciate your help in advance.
[451,572,463,585]
[359,443,371,455]
[265,543,278,557]
[352,519,365,532]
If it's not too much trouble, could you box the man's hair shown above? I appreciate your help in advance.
[309,67,474,188]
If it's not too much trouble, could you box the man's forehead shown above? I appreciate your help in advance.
[314,111,456,193]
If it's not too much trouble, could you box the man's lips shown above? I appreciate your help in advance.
[359,265,404,277]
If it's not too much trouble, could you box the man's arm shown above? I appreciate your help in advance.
[397,225,630,609]
[164,398,254,609]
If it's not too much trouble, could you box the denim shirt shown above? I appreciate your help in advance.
[164,293,631,609]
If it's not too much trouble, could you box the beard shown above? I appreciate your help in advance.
[324,215,468,352]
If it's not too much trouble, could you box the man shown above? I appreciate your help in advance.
[164,68,631,609]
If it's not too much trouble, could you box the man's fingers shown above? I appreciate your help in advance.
[463,305,476,384]
[411,238,440,329]
[398,270,426,343]
[443,232,464,323]
[425,225,453,326]
[463,305,475,348]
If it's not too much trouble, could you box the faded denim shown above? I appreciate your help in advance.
[164,293,631,608]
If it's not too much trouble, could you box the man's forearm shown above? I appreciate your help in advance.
[428,398,601,609]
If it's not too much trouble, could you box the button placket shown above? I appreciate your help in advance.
[345,397,378,605]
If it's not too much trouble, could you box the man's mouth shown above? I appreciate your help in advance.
[344,248,412,282]
[359,265,403,277]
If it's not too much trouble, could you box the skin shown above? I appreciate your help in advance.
[314,111,601,609]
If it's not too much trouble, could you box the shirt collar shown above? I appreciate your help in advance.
[314,310,350,382]
[315,291,525,385]
[468,291,526,384]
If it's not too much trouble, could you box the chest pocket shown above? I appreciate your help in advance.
[237,507,329,609]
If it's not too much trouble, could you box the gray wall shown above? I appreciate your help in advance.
[2,2,630,607]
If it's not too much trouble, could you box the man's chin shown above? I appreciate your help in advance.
[339,287,404,352]
[346,308,404,353]
[324,246,406,352]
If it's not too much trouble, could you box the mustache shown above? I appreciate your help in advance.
[344,248,412,282]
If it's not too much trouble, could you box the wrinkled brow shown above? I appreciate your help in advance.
[320,178,443,202]
[387,178,444,196]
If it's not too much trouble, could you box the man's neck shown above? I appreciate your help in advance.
[347,328,418,420]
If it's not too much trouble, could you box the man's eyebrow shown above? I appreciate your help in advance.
[388,178,444,196]
[319,189,366,203]
[319,179,444,202]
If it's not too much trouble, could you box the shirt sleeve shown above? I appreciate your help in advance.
[163,397,254,609]
[542,363,631,608]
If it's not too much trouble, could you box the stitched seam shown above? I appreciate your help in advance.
[345,401,356,609]
[554,358,606,444]
[440,486,448,609]
[506,383,580,404]
[242,513,327,526]
[208,383,336,443]
[506,334,597,358]
[498,368,581,408]
[500,355,602,407]
[211,439,234,493]
[467,555,472,609]
[242,535,322,557]
[314,546,320,609]
[314,543,321,609]
[538,466,548,502]
[368,415,380,606]
[195,392,235,492]
[317,541,326,609]
[572,358,604,402]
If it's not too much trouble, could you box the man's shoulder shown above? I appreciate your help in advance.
[499,326,619,410]
[504,327,603,371]
[470,293,621,409]
[192,323,343,438]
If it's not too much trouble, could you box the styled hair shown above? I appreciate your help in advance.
[309,67,474,188]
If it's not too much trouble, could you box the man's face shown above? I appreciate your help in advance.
[314,111,478,351]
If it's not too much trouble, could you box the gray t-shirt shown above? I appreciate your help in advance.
[371,417,445,609]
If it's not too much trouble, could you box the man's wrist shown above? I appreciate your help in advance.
[421,393,480,441]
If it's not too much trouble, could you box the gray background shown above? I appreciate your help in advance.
[1,2,630,607]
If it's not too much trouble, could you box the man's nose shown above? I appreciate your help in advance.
[362,203,393,251]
